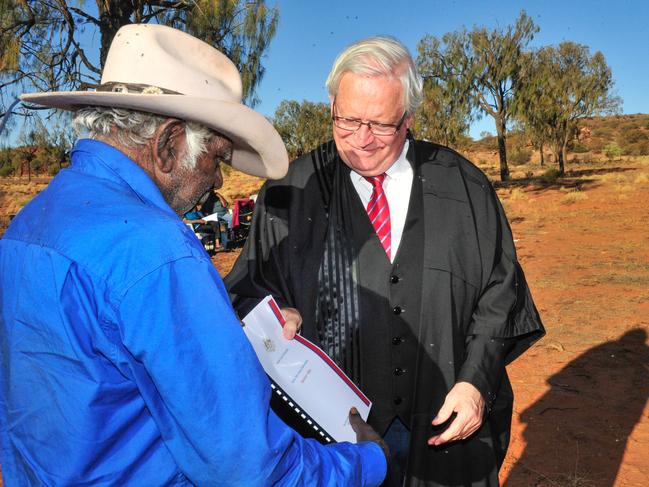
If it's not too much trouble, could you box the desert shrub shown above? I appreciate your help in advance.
[624,141,649,156]
[575,154,597,165]
[561,190,588,205]
[618,129,648,146]
[621,120,642,131]
[541,167,562,183]
[569,141,589,153]
[603,143,623,161]
[47,163,61,176]
[588,138,606,152]
[475,136,498,151]
[509,147,532,165]
[0,165,14,177]
[593,126,614,138]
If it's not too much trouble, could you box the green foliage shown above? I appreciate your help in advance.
[0,165,13,176]
[47,162,61,176]
[603,142,623,160]
[1,0,278,123]
[541,167,562,183]
[0,0,21,72]
[513,42,620,173]
[417,10,538,181]
[273,100,332,160]
[415,36,471,147]
[569,141,589,153]
[509,147,533,165]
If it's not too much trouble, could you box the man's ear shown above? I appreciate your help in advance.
[153,119,186,174]
[404,113,414,130]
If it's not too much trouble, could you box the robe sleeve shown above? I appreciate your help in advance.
[225,181,296,317]
[457,185,544,408]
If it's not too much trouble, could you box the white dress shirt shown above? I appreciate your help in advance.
[349,140,413,263]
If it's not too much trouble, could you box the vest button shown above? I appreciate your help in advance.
[390,275,400,284]
[393,396,403,405]
[393,367,406,376]
[392,336,403,345]
[393,306,403,315]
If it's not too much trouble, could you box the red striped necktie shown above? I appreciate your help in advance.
[365,173,391,259]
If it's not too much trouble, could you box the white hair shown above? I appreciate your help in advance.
[71,106,212,169]
[325,36,423,115]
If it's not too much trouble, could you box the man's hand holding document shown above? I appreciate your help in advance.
[242,296,372,444]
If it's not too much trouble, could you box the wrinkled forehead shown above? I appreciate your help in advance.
[334,72,405,115]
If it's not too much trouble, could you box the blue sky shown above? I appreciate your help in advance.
[254,0,649,138]
[3,1,646,144]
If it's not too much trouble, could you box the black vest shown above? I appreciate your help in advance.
[350,171,425,435]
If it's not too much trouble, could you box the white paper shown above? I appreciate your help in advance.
[201,213,222,222]
[242,295,372,443]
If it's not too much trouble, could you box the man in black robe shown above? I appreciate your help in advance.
[226,36,544,486]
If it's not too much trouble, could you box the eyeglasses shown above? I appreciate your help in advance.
[332,108,407,136]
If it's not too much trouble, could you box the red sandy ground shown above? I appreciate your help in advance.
[1,159,647,485]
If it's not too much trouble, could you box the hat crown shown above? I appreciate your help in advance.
[101,24,242,102]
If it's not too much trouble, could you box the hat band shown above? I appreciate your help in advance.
[96,82,181,95]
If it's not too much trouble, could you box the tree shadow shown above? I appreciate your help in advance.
[505,328,649,486]
[492,164,637,194]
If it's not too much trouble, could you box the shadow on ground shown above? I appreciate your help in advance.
[505,328,649,486]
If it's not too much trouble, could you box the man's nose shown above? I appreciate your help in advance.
[354,123,375,146]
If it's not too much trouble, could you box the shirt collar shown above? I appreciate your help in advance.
[70,138,177,218]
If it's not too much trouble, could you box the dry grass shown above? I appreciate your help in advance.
[219,166,265,201]
[560,191,589,205]
[634,172,649,184]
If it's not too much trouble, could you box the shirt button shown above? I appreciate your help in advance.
[393,306,403,315]
[393,367,406,376]
[392,336,403,345]
[393,396,403,405]
[390,275,400,284]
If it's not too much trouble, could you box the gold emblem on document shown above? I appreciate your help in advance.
[263,338,276,352]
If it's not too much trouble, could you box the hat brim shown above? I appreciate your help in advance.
[20,91,288,180]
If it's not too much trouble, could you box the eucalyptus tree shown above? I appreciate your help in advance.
[514,42,620,174]
[415,36,472,148]
[417,11,538,181]
[273,100,332,160]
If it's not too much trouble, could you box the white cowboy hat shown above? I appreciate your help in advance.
[20,23,288,179]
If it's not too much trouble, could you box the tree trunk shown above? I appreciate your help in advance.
[495,114,509,181]
[97,1,135,68]
[559,133,569,175]
[539,141,545,166]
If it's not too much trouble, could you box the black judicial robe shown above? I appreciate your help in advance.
[225,139,545,486]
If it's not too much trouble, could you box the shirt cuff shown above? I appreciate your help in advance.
[358,441,388,487]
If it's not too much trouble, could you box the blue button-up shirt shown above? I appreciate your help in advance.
[0,139,386,486]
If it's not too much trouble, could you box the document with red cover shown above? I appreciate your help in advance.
[242,295,372,444]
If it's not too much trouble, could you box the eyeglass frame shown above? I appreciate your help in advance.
[331,104,408,136]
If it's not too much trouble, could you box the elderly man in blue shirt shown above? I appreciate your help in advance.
[0,24,387,486]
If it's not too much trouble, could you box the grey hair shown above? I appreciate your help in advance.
[325,36,423,115]
[71,106,213,169]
